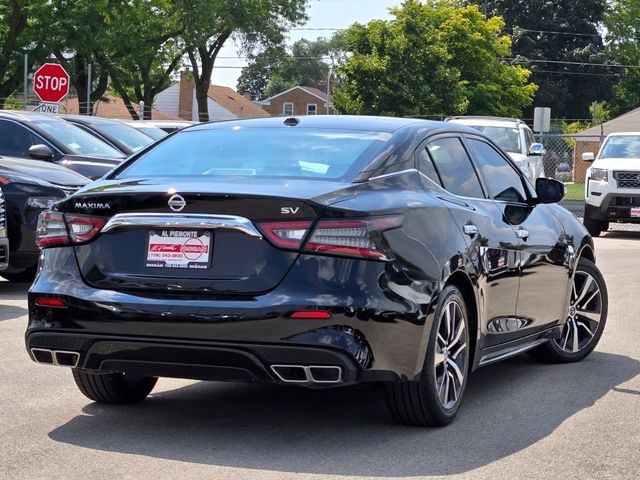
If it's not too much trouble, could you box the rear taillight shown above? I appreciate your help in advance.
[305,217,402,260]
[36,212,105,248]
[65,215,106,243]
[36,212,69,248]
[257,221,312,249]
[259,215,402,261]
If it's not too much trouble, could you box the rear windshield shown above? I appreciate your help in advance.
[116,128,391,180]
[96,123,155,152]
[600,135,640,159]
[32,120,123,158]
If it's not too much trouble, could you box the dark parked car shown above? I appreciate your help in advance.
[0,156,89,281]
[61,115,157,155]
[122,121,168,141]
[134,120,196,133]
[27,116,607,426]
[0,187,8,272]
[0,110,124,179]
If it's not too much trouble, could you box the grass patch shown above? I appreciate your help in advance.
[563,183,584,201]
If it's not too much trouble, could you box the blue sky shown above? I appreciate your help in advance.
[212,0,402,89]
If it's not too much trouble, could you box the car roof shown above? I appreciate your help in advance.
[59,114,124,126]
[188,115,472,134]
[606,132,640,137]
[0,109,62,122]
[447,116,523,128]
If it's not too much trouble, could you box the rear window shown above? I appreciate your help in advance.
[117,128,391,180]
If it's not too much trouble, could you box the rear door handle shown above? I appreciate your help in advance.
[516,227,529,240]
[463,224,478,236]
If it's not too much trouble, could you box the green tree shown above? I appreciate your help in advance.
[106,0,184,119]
[468,0,612,119]
[47,0,114,115]
[333,0,536,117]
[0,0,49,108]
[605,0,640,116]
[179,0,308,121]
[238,34,347,100]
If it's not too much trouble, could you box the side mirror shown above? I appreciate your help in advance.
[28,144,54,161]
[535,178,565,204]
[582,152,595,162]
[528,143,545,156]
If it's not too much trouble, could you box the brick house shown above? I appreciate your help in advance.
[155,72,270,121]
[260,86,336,116]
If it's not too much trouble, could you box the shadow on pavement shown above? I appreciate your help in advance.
[48,352,639,477]
[603,230,640,240]
[0,281,31,302]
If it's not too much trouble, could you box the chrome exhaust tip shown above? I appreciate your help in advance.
[308,366,342,383]
[271,364,343,384]
[30,348,79,368]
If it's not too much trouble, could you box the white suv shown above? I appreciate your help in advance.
[583,132,640,236]
[447,116,545,182]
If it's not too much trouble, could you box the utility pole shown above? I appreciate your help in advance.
[326,66,334,115]
[86,64,92,115]
[23,53,28,108]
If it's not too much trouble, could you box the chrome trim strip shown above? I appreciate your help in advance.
[101,213,263,238]
[368,168,417,181]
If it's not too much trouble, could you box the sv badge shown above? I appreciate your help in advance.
[280,207,300,215]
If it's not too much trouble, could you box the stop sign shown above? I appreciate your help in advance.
[33,63,70,103]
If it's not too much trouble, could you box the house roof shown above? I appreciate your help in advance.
[580,106,640,136]
[60,95,178,120]
[206,85,270,118]
[261,85,329,104]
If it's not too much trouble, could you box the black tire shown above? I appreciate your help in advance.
[529,258,608,363]
[583,208,608,237]
[72,370,157,404]
[0,266,37,283]
[386,285,471,427]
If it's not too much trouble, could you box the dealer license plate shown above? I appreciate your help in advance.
[631,207,640,218]
[145,230,212,269]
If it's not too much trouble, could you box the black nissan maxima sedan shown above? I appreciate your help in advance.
[27,116,608,427]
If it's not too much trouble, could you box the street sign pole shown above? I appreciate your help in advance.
[86,63,92,115]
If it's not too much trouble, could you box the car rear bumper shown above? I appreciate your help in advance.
[27,247,437,383]
[25,331,395,385]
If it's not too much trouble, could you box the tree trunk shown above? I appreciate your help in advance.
[187,31,231,123]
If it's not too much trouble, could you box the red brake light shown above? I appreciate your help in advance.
[36,212,70,248]
[290,310,332,319]
[258,221,312,249]
[34,296,66,308]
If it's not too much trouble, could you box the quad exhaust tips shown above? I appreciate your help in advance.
[271,364,342,384]
[30,348,80,367]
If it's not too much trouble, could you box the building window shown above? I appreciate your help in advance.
[283,102,294,116]
[306,104,317,115]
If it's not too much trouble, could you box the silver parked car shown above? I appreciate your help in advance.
[447,116,545,182]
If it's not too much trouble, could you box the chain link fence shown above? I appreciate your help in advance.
[535,133,640,233]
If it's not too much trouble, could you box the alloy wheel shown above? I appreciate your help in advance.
[555,270,603,353]
[434,300,467,410]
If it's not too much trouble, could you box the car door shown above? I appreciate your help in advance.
[465,135,570,338]
[419,136,521,343]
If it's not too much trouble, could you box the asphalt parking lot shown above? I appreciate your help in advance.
[1,234,638,480]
